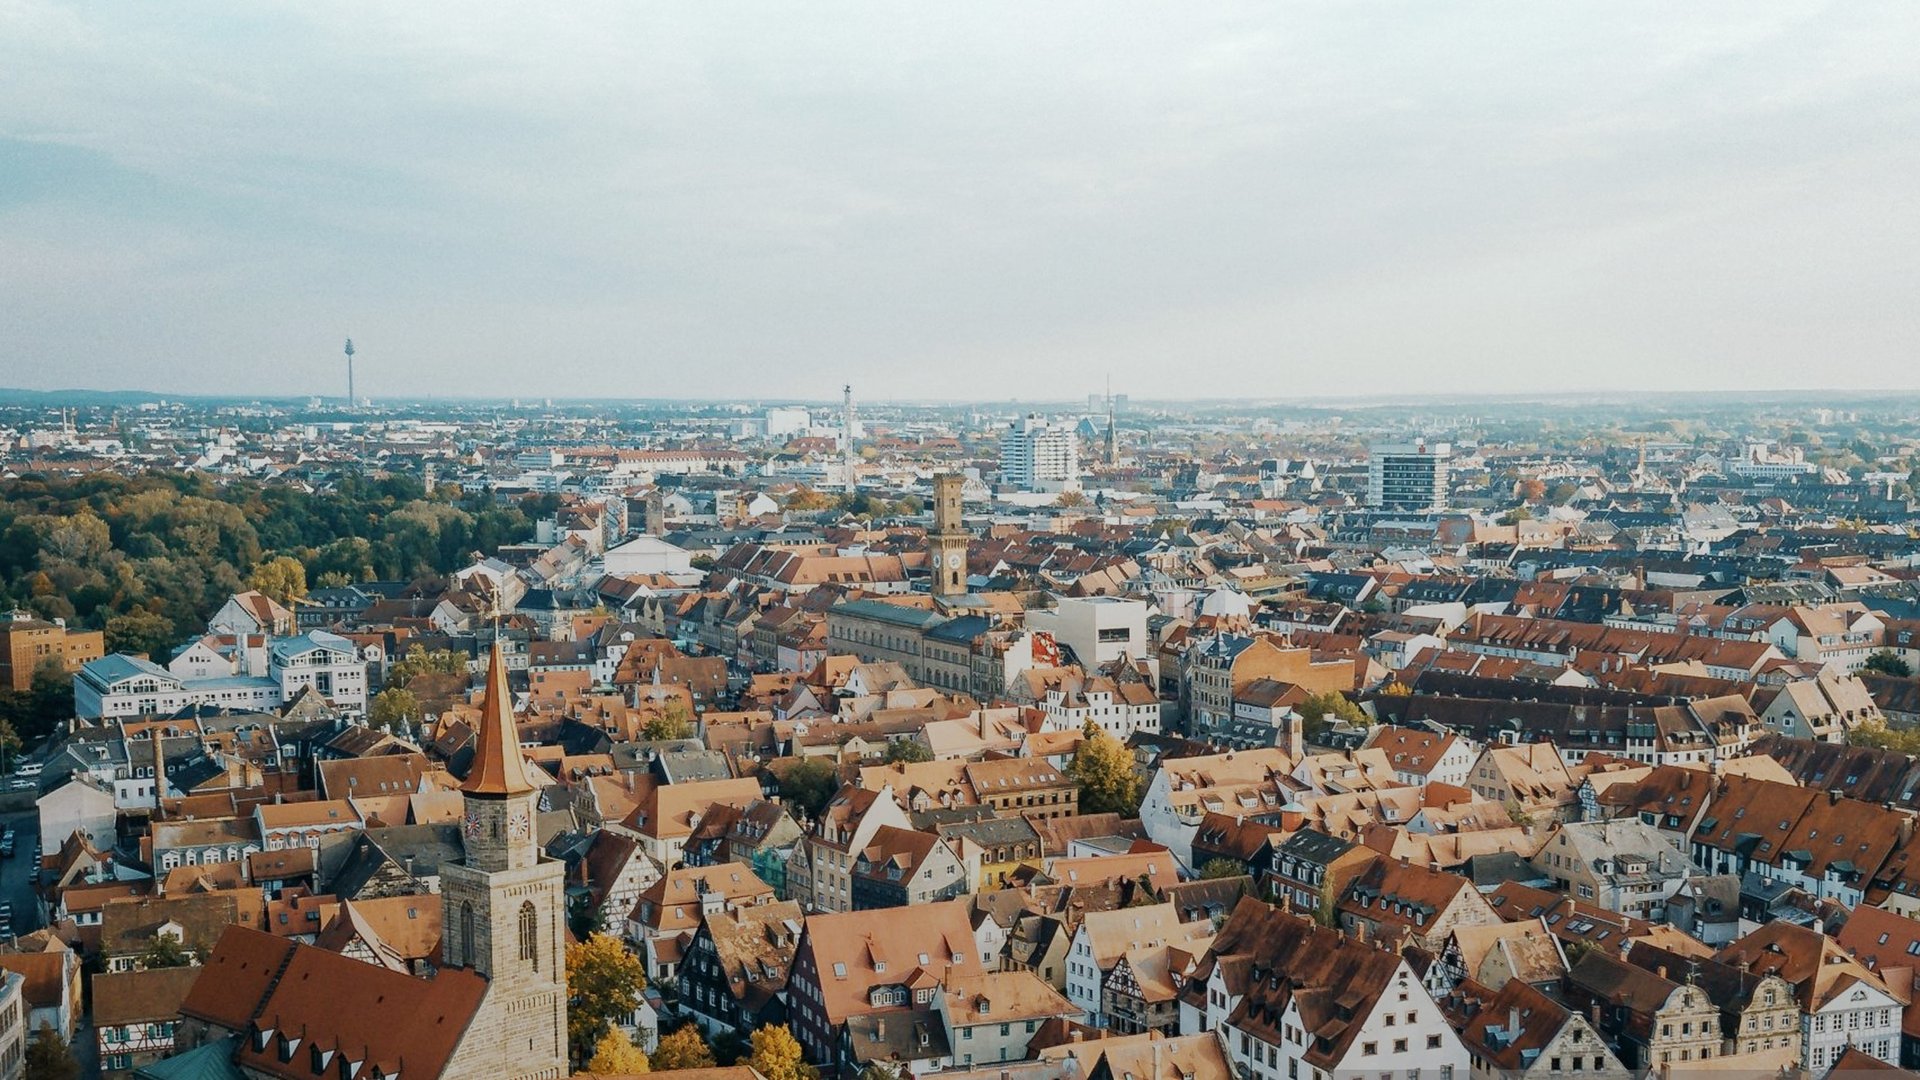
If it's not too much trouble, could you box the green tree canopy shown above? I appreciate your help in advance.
[882,739,933,764]
[138,933,192,969]
[1297,692,1368,741]
[385,646,470,689]
[1864,652,1914,678]
[368,687,421,731]
[104,609,176,660]
[782,758,841,818]
[24,1024,78,1080]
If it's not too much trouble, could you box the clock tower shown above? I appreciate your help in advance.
[439,643,568,1080]
[930,472,969,599]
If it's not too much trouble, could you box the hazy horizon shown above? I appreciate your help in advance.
[4,3,1919,400]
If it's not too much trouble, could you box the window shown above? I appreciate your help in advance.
[519,901,539,969]
[460,902,476,968]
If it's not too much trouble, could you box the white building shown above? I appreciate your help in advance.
[36,774,117,853]
[1367,441,1451,511]
[0,969,23,1080]
[1039,678,1160,739]
[1065,904,1206,1026]
[77,631,367,720]
[269,631,367,711]
[603,535,697,579]
[765,407,812,438]
[1026,596,1153,677]
[999,415,1080,493]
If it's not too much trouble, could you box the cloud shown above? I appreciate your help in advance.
[1,1,1917,399]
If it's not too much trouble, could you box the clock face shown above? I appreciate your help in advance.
[463,807,483,840]
[947,551,963,570]
[507,807,532,841]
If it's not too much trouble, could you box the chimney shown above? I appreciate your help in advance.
[1657,965,1668,980]
[1589,1003,1601,1026]
[1508,1007,1521,1037]
[1829,789,1842,805]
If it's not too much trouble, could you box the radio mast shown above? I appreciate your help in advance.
[842,385,857,493]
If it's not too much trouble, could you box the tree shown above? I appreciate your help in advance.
[138,933,192,970]
[0,717,18,773]
[642,700,694,741]
[566,933,647,1065]
[368,687,421,731]
[1055,491,1089,508]
[1377,681,1412,698]
[385,646,469,688]
[587,1028,651,1074]
[782,758,841,818]
[1499,507,1532,526]
[1312,878,1339,928]
[104,609,176,660]
[1864,652,1914,678]
[248,555,309,605]
[783,486,840,512]
[650,1026,717,1072]
[745,1025,818,1080]
[1848,719,1920,754]
[1297,692,1368,740]
[1197,858,1245,880]
[24,1025,77,1080]
[1504,798,1535,827]
[883,739,932,764]
[1068,721,1142,817]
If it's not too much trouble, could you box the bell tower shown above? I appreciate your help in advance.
[930,473,969,599]
[439,644,568,1080]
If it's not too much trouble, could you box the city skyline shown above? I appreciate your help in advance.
[5,3,1919,399]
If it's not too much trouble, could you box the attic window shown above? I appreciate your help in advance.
[833,962,848,979]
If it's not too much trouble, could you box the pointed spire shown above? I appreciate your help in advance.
[461,641,537,796]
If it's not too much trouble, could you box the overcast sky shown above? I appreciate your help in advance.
[2,2,1918,402]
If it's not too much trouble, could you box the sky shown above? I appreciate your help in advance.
[2,2,1918,402]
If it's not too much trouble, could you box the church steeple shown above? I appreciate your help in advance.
[464,641,538,797]
[457,642,540,874]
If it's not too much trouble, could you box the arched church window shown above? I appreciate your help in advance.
[519,901,539,969]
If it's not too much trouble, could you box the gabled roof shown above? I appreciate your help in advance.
[193,925,489,1080]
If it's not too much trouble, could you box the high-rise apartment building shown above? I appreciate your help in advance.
[999,414,1080,493]
[1368,441,1451,510]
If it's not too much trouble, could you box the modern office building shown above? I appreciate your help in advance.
[1367,440,1451,510]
